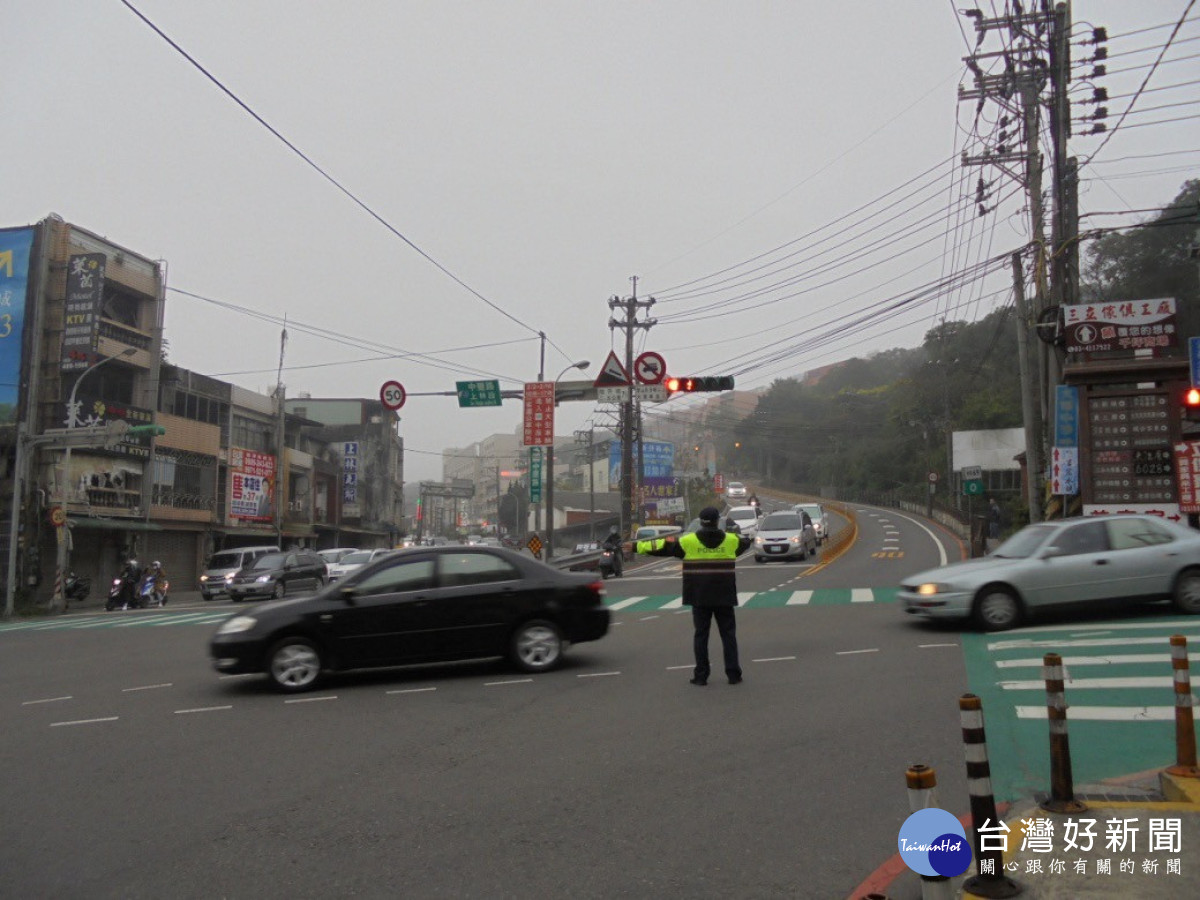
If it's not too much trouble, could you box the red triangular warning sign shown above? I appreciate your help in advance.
[593,351,632,387]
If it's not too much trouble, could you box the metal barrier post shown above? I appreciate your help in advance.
[1040,652,1087,813]
[1167,634,1200,778]
[905,765,954,900]
[959,694,1023,897]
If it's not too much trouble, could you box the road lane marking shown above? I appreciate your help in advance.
[666,665,692,671]
[836,648,880,655]
[752,656,796,663]
[23,696,73,705]
[386,687,437,695]
[608,596,646,610]
[998,677,1186,691]
[997,654,1199,668]
[737,591,755,606]
[577,671,621,678]
[989,635,1200,651]
[123,683,173,692]
[786,591,813,605]
[175,706,233,715]
[485,679,532,686]
[51,717,118,727]
[662,597,684,609]
[851,588,874,603]
[1015,705,1176,721]
[919,643,959,649]
[284,695,338,703]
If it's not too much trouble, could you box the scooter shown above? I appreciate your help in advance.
[137,572,169,607]
[64,572,91,602]
[105,563,142,611]
[598,549,622,579]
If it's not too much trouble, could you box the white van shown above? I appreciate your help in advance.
[634,525,682,542]
[201,545,280,601]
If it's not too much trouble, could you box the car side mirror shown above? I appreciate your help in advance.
[338,585,359,605]
[1040,545,1065,560]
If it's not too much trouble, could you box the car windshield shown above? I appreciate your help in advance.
[249,552,287,570]
[728,483,744,491]
[730,508,757,521]
[797,505,821,519]
[207,551,244,569]
[761,513,801,531]
[339,551,373,565]
[991,523,1057,558]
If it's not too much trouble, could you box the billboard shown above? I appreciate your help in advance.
[229,447,276,521]
[61,253,106,372]
[609,440,675,484]
[0,226,35,424]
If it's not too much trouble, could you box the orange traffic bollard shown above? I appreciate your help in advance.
[1166,634,1200,778]
[1040,652,1087,814]
[959,694,1022,897]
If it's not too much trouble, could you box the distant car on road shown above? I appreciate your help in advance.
[792,503,829,544]
[227,549,327,602]
[725,481,747,500]
[326,548,395,583]
[317,548,359,572]
[900,514,1200,631]
[754,510,818,562]
[725,505,763,538]
[210,545,611,692]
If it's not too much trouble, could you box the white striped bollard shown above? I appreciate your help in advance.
[959,694,1022,898]
[905,765,953,900]
[1166,634,1200,778]
[1040,652,1087,814]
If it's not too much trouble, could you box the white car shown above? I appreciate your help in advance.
[326,548,395,582]
[792,503,828,543]
[726,505,762,538]
[725,481,748,500]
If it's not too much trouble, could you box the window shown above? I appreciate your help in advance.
[355,558,435,596]
[1053,522,1110,556]
[1108,517,1174,550]
[439,552,520,588]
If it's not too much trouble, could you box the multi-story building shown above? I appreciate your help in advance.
[0,217,404,610]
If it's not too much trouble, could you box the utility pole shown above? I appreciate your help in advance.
[274,323,288,549]
[575,426,596,542]
[608,279,655,536]
[1013,252,1044,522]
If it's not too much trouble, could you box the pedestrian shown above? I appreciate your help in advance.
[632,505,752,686]
[988,497,1001,541]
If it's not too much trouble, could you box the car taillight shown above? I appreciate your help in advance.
[585,580,605,603]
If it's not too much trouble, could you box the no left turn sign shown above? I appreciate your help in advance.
[634,351,666,385]
[380,380,407,410]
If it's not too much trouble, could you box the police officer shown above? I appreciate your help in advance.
[633,506,752,685]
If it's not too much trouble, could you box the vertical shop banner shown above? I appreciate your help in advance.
[0,226,36,424]
[342,441,360,517]
[523,381,555,446]
[1174,442,1200,515]
[61,253,106,372]
[229,448,276,521]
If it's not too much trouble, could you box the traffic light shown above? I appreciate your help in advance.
[664,375,735,394]
[1184,387,1200,420]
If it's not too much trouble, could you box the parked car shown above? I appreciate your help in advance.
[793,503,829,544]
[227,549,327,602]
[210,545,611,692]
[326,548,396,583]
[200,545,280,601]
[754,510,818,562]
[725,505,763,538]
[725,481,748,500]
[900,514,1200,631]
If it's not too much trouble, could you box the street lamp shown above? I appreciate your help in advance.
[53,347,137,610]
[545,360,589,560]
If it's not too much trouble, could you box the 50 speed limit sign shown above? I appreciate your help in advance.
[380,380,407,410]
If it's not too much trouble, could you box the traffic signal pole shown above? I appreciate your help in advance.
[609,280,655,536]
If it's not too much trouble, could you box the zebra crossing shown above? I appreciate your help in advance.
[0,587,903,632]
[962,617,1200,802]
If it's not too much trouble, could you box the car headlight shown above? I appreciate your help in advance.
[789,536,800,544]
[224,573,235,583]
[216,616,257,635]
[255,574,274,583]
[916,583,946,596]
[754,536,764,545]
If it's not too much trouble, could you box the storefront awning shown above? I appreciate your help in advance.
[68,516,162,532]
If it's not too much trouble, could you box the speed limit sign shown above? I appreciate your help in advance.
[380,380,407,410]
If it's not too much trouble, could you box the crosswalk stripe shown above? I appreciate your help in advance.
[662,597,684,609]
[608,596,646,611]
[1015,705,1177,721]
[851,588,874,603]
[786,590,813,605]
[999,676,1185,691]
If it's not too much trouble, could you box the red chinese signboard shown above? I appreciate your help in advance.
[230,447,276,521]
[522,381,555,447]
[1064,298,1177,353]
[713,473,725,492]
[1174,441,1200,514]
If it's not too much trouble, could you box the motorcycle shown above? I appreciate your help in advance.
[137,572,169,608]
[105,562,143,611]
[598,548,622,579]
[64,572,91,602]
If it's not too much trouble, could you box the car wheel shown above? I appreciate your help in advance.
[314,575,326,592]
[273,581,286,600]
[1172,569,1200,614]
[267,636,323,692]
[510,619,563,673]
[974,587,1022,632]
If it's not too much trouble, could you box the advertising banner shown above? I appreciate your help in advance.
[523,381,554,446]
[342,441,360,517]
[1064,298,1177,353]
[62,253,106,372]
[608,441,674,484]
[0,226,35,424]
[230,447,275,521]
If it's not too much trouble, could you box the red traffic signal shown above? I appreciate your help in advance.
[1185,387,1200,420]
[664,375,735,394]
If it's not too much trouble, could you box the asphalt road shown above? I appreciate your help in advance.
[2,500,975,899]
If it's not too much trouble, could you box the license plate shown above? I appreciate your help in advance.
[767,545,785,553]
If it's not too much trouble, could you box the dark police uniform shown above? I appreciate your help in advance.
[636,515,752,685]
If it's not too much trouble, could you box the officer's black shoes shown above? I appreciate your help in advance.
[689,677,708,686]
[728,676,743,685]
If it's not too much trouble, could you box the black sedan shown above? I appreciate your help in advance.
[210,545,610,692]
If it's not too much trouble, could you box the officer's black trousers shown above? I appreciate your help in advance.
[691,605,741,680]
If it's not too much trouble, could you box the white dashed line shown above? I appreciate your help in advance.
[752,656,796,663]
[485,679,533,686]
[175,706,232,715]
[836,648,880,656]
[577,671,621,678]
[51,717,119,728]
[122,683,173,692]
[22,696,73,705]
[284,695,338,704]
[386,686,438,695]
[919,643,959,649]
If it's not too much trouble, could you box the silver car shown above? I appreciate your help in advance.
[900,514,1200,631]
[793,503,828,544]
[753,511,818,562]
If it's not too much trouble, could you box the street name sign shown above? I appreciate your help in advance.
[457,379,502,407]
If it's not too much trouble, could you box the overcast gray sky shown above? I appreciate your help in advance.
[7,2,1198,481]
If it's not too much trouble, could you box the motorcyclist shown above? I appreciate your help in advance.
[117,557,142,608]
[145,560,169,606]
[602,525,624,577]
